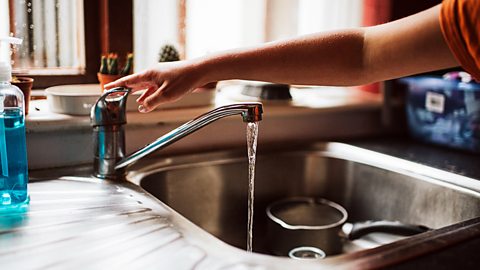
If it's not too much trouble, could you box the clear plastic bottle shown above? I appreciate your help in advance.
[0,38,29,211]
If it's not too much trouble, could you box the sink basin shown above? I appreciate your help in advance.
[129,142,480,259]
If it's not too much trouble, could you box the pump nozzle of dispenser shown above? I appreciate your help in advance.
[0,37,23,177]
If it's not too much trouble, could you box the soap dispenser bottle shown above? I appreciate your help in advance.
[0,37,29,209]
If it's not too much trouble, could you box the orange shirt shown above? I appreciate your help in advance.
[440,0,480,80]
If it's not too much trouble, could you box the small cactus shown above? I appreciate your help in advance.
[99,55,109,74]
[99,53,133,75]
[120,53,134,76]
[158,44,180,62]
[108,53,119,75]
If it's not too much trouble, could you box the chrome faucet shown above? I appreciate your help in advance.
[91,87,263,180]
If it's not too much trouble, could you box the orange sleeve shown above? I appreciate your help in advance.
[440,0,480,80]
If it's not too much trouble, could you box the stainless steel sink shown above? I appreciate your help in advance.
[127,142,480,260]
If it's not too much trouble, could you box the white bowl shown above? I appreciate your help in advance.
[45,84,215,115]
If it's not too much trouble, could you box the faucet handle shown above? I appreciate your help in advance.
[91,87,131,127]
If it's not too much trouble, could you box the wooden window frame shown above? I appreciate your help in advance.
[8,0,133,89]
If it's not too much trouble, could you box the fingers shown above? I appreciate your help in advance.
[104,72,154,93]
[138,86,171,113]
[103,74,134,89]
[103,64,197,113]
[136,85,157,103]
[138,83,188,113]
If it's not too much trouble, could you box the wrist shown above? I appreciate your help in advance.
[193,52,237,85]
[189,56,216,86]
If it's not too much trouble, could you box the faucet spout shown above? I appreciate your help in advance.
[91,88,263,179]
[114,102,263,171]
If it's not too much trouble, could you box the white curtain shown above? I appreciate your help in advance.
[266,0,364,39]
[133,0,363,70]
[297,0,363,35]
[265,0,299,42]
[186,0,266,59]
[134,0,179,72]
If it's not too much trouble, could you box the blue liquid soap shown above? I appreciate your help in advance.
[0,108,29,209]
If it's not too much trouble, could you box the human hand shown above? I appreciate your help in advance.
[104,60,205,113]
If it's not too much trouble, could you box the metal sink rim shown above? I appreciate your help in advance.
[127,142,480,196]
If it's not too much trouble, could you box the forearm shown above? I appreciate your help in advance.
[196,4,458,87]
[198,29,368,86]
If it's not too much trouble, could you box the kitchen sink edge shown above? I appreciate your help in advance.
[15,141,480,269]
[125,142,480,268]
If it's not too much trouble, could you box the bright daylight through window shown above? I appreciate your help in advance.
[0,0,85,75]
[1,0,363,77]
[133,0,362,72]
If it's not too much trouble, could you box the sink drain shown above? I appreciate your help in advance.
[288,246,326,260]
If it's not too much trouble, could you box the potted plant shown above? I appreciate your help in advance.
[97,53,133,90]
[11,75,34,115]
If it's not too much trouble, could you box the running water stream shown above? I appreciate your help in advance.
[246,122,259,252]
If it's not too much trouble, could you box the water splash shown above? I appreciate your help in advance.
[246,122,259,252]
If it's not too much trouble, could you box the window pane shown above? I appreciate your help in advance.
[7,0,85,75]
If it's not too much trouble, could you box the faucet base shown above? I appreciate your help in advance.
[93,157,126,180]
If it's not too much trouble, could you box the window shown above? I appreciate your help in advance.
[2,0,85,75]
[134,0,364,72]
[0,0,117,88]
[2,0,366,88]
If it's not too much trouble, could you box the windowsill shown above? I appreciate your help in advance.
[14,67,85,76]
[26,86,382,132]
[26,99,217,132]
[25,86,383,169]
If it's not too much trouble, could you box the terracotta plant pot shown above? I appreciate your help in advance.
[97,73,122,91]
[11,77,34,115]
